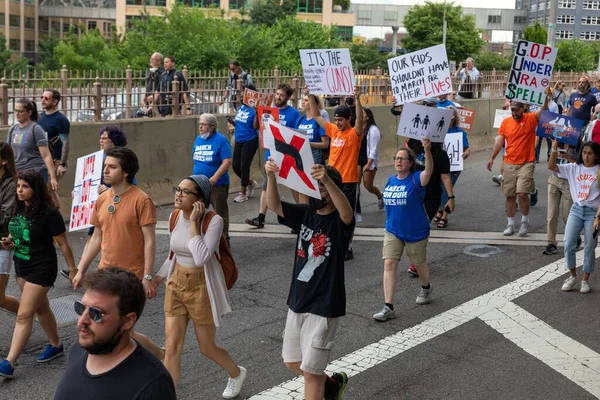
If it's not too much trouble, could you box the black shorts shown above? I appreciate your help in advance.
[341,183,358,212]
[15,261,57,287]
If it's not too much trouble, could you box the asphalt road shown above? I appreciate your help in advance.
[1,149,599,400]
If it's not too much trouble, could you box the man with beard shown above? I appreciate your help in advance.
[567,75,597,128]
[54,267,176,399]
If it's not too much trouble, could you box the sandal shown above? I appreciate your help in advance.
[433,210,443,223]
[437,218,448,228]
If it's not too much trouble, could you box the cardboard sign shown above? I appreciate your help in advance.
[70,150,104,232]
[505,40,557,106]
[388,44,452,105]
[243,88,274,108]
[397,103,452,143]
[457,108,475,131]
[258,106,279,149]
[493,110,512,128]
[536,110,583,147]
[263,119,321,199]
[444,132,464,172]
[300,49,355,96]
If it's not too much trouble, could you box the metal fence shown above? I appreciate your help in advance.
[0,67,595,127]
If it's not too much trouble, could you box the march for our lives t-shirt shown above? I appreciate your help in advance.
[192,132,232,187]
[557,163,600,208]
[383,171,430,242]
[298,116,325,143]
[234,105,258,143]
[264,106,302,161]
[569,91,597,125]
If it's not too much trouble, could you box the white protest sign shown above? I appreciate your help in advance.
[388,44,452,105]
[444,133,464,172]
[300,49,355,96]
[397,103,453,143]
[70,150,104,232]
[493,109,512,128]
[263,119,321,199]
[505,40,557,107]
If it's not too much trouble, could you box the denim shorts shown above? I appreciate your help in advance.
[0,249,13,275]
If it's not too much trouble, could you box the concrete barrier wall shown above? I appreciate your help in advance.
[0,99,506,218]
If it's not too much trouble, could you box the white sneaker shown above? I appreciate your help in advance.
[562,276,577,292]
[580,280,591,294]
[222,366,247,399]
[233,192,248,203]
[373,305,395,322]
[246,181,256,198]
[416,285,432,305]
[518,221,528,237]
[503,224,515,236]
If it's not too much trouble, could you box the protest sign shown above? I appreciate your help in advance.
[300,49,355,96]
[243,88,274,108]
[457,108,476,131]
[444,132,464,172]
[258,106,279,148]
[536,110,583,147]
[70,150,104,232]
[263,119,320,199]
[505,40,557,107]
[388,44,452,105]
[397,103,453,143]
[493,110,512,128]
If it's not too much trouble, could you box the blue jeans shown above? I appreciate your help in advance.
[311,148,323,165]
[564,203,598,273]
[440,171,461,207]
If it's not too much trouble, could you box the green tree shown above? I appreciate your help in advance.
[349,43,391,70]
[474,51,512,71]
[555,39,596,72]
[402,1,485,62]
[249,0,296,26]
[0,33,14,71]
[54,30,122,70]
[36,34,60,70]
[522,22,547,45]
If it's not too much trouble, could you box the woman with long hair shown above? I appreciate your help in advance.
[0,142,18,314]
[549,140,600,294]
[0,170,77,378]
[360,107,383,210]
[154,175,246,398]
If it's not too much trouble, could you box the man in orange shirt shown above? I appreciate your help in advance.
[487,94,550,236]
[310,85,363,260]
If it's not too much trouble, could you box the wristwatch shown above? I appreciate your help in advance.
[143,274,153,281]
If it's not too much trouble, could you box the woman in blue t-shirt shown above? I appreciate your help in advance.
[232,85,259,204]
[298,95,329,165]
[373,139,434,323]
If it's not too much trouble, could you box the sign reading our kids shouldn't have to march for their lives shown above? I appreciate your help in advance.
[505,40,558,107]
[263,118,321,199]
[70,150,104,232]
[444,133,464,172]
[388,44,452,105]
[243,88,274,108]
[300,49,355,96]
[398,103,453,143]
[536,110,584,147]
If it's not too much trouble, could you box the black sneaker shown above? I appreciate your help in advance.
[542,243,557,255]
[344,248,354,261]
[577,236,582,249]
[245,217,264,228]
[530,188,538,207]
[325,372,348,400]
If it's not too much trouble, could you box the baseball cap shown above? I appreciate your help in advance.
[334,105,352,119]
[423,98,437,106]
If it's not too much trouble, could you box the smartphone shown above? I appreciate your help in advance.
[594,226,599,240]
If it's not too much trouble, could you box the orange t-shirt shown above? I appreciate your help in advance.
[499,112,538,165]
[325,122,362,183]
[91,186,157,279]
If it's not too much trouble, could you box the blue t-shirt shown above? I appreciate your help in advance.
[38,111,70,160]
[297,116,325,143]
[265,106,302,161]
[436,99,455,108]
[446,126,469,149]
[383,171,430,243]
[592,87,600,102]
[569,91,597,125]
[234,105,258,143]
[192,132,232,187]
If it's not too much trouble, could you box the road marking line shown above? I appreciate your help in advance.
[250,252,595,399]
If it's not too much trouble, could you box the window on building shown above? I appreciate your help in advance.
[63,23,69,32]
[582,15,600,24]
[9,15,19,27]
[25,17,34,29]
[88,21,97,30]
[580,31,600,39]
[103,22,112,33]
[530,3,538,11]
[25,40,35,52]
[0,13,4,26]
[126,0,143,4]
[51,21,60,33]
[558,0,576,8]
[229,0,245,8]
[40,19,48,31]
[557,14,575,23]
[583,0,600,8]
[336,26,353,41]
[9,39,18,51]
[514,16,527,24]
[384,11,398,22]
[488,15,501,23]
[24,0,35,4]
[297,0,323,13]
[176,0,220,7]
[556,30,574,39]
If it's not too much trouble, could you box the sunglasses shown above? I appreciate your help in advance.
[107,195,121,214]
[74,300,105,323]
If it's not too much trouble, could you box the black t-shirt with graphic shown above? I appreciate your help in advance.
[8,208,65,270]
[278,202,354,318]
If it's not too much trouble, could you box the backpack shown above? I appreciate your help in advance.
[168,209,238,290]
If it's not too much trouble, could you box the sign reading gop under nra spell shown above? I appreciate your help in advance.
[505,40,557,107]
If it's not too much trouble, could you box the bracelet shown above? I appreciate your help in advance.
[448,196,455,200]
[596,215,600,219]
[551,149,558,153]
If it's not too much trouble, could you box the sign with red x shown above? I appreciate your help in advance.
[263,119,321,199]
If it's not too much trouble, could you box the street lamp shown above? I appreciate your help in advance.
[442,0,447,45]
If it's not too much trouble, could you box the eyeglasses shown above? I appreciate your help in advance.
[107,195,121,214]
[74,300,105,323]
[173,187,199,197]
[393,157,410,162]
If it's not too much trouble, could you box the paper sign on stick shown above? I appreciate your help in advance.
[397,103,453,143]
[444,133,464,172]
[387,44,452,105]
[536,110,583,147]
[505,40,557,107]
[258,106,279,149]
[263,119,321,199]
[300,49,355,96]
[70,150,104,232]
[457,108,476,131]
[243,89,274,108]
[493,110,512,128]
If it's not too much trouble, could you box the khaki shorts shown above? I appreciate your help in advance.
[502,162,535,197]
[164,263,213,325]
[282,309,339,375]
[382,231,428,266]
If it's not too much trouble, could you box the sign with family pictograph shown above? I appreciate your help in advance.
[300,49,355,96]
[535,110,583,147]
[243,88,274,108]
[263,119,321,199]
[387,44,452,105]
[505,40,557,107]
[444,132,464,172]
[397,103,453,143]
[70,150,104,232]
